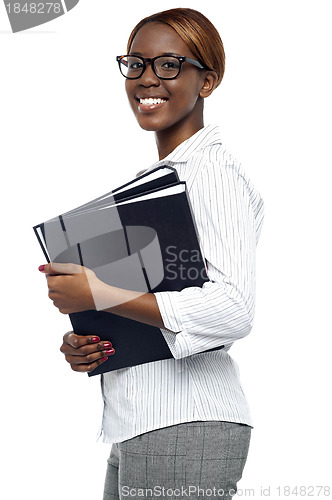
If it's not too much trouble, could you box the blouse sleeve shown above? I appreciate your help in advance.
[153,156,264,359]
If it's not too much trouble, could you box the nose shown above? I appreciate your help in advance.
[140,62,160,87]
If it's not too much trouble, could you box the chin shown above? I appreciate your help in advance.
[131,107,171,132]
[136,118,166,132]
[139,124,161,132]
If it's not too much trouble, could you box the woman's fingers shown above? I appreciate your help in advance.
[65,354,110,373]
[64,350,110,365]
[60,331,115,372]
[62,331,101,350]
[39,262,84,275]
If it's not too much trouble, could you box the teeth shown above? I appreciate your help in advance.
[139,98,166,105]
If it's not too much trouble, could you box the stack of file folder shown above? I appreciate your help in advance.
[34,166,214,376]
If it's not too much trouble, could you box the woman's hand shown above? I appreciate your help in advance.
[39,262,101,314]
[60,331,115,373]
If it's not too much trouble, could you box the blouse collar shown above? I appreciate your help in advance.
[151,124,222,167]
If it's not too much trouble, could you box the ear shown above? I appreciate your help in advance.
[200,71,218,98]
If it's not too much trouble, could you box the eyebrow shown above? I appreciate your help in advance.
[129,51,183,57]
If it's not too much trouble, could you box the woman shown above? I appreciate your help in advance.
[40,8,264,499]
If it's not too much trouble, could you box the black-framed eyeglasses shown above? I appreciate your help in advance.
[116,54,207,80]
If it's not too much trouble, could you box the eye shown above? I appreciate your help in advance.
[129,61,144,70]
[125,57,144,72]
[160,58,180,71]
[161,61,178,69]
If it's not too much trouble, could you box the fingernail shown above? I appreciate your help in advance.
[103,342,112,348]
[92,337,100,343]
[38,265,46,272]
[101,357,108,362]
[106,349,115,355]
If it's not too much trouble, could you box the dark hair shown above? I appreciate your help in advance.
[127,8,226,88]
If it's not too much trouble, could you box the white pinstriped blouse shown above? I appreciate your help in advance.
[100,124,264,444]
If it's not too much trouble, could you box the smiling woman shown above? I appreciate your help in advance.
[122,14,224,157]
[42,7,264,500]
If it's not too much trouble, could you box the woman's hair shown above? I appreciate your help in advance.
[126,8,226,88]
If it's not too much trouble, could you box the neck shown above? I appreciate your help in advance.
[155,109,204,161]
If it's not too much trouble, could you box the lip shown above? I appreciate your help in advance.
[136,94,169,100]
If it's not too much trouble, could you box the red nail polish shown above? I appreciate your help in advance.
[101,357,108,362]
[38,265,46,272]
[92,337,100,343]
[103,342,112,348]
[106,349,115,355]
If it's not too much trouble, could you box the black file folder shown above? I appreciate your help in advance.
[66,165,180,215]
[34,167,212,375]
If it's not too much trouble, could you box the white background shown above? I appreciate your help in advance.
[1,0,331,499]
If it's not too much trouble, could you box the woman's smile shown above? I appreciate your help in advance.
[137,96,168,112]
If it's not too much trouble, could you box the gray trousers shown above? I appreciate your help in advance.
[103,421,251,499]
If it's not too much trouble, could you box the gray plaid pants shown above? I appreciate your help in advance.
[103,421,251,499]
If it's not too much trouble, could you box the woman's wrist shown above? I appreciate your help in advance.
[99,286,165,329]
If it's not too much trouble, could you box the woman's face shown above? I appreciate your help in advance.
[124,22,207,133]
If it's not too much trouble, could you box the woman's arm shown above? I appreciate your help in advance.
[39,262,165,329]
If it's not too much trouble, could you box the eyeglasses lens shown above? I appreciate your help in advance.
[119,56,181,79]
